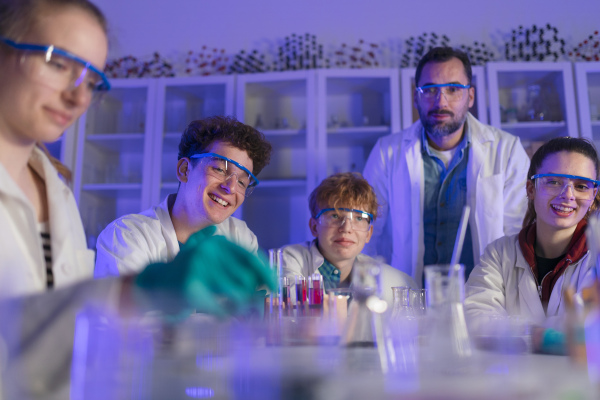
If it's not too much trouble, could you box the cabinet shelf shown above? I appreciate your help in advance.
[500,121,569,141]
[327,126,391,147]
[85,133,145,152]
[501,121,566,129]
[257,179,306,188]
[262,128,306,135]
[161,182,179,189]
[83,183,143,191]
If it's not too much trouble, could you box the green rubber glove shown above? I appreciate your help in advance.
[135,226,276,317]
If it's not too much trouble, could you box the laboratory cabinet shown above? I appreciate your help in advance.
[316,68,401,184]
[574,62,600,149]
[486,62,578,157]
[62,64,585,252]
[235,70,317,250]
[400,65,487,129]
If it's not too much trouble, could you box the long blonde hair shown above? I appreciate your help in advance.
[0,0,107,185]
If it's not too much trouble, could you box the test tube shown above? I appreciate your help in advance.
[295,275,307,305]
[268,249,284,317]
[281,276,292,312]
[308,273,323,306]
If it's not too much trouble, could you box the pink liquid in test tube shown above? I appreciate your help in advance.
[309,274,323,305]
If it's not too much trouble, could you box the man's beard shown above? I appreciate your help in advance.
[418,105,469,139]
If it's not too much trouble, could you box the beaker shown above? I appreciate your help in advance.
[391,286,414,319]
[424,264,472,365]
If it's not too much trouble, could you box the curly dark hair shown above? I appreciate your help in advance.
[177,116,272,175]
[523,136,600,227]
[415,46,472,87]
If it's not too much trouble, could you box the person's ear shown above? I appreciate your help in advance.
[364,225,373,244]
[413,88,419,111]
[468,86,475,108]
[177,158,191,183]
[309,218,319,238]
[526,179,535,201]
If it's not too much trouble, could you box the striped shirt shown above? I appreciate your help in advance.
[38,221,54,289]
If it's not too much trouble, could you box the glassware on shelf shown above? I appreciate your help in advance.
[524,84,547,121]
[254,113,263,129]
[590,104,599,121]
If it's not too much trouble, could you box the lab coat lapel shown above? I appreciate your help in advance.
[32,149,75,278]
[0,154,45,278]
[404,126,424,282]
[515,250,546,321]
[466,114,495,263]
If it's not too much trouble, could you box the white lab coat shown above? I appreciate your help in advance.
[0,147,94,297]
[95,194,259,277]
[464,234,596,331]
[280,240,418,306]
[363,113,529,285]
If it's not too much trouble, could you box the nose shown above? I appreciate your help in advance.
[220,174,238,193]
[558,182,576,199]
[62,82,90,107]
[434,89,449,107]
[338,217,353,232]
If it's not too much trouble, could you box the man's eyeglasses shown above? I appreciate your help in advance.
[314,208,373,232]
[416,83,470,103]
[190,153,259,197]
[531,173,600,201]
[0,37,111,100]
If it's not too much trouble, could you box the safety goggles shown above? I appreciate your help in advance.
[314,208,374,232]
[190,153,259,197]
[0,37,111,99]
[531,173,600,200]
[416,83,470,103]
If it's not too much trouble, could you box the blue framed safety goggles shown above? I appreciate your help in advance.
[0,36,111,91]
[416,83,471,93]
[190,152,259,187]
[315,208,374,220]
[530,173,600,187]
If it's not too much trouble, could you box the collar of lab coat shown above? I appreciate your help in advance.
[401,112,496,283]
[0,146,71,226]
[0,147,80,289]
[308,239,371,279]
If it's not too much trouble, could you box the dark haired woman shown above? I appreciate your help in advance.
[465,137,599,338]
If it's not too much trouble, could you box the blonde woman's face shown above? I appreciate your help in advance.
[0,6,108,144]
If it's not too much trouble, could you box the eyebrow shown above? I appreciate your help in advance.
[418,81,466,87]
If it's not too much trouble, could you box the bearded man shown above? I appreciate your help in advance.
[363,47,529,285]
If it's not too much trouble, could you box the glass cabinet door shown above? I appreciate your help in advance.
[317,69,401,184]
[236,70,316,250]
[487,62,578,157]
[575,62,600,149]
[73,79,156,249]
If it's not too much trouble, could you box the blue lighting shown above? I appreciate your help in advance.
[185,387,215,398]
